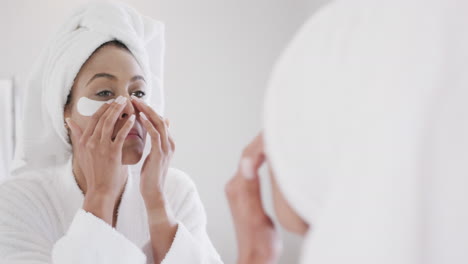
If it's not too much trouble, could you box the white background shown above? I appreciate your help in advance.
[0,79,13,181]
[0,0,327,262]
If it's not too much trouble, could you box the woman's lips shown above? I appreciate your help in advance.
[126,128,141,139]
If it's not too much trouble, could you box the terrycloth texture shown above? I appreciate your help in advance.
[11,1,165,176]
[264,0,468,263]
[0,157,223,263]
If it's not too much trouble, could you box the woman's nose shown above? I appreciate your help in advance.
[119,95,136,119]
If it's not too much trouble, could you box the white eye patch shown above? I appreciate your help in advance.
[77,97,114,116]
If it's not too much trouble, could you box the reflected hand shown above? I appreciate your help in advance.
[225,133,282,264]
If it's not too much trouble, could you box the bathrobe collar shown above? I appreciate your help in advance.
[58,156,150,247]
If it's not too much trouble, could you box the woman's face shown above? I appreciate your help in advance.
[64,44,147,165]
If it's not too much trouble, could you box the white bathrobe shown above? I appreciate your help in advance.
[0,157,222,263]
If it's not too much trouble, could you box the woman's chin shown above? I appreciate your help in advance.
[122,153,143,165]
[121,143,145,165]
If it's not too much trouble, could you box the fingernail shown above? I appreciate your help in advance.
[240,158,254,180]
[116,96,126,105]
[129,114,135,122]
[106,99,115,104]
[139,112,148,121]
[131,95,146,104]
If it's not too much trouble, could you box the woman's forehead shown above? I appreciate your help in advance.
[77,45,144,84]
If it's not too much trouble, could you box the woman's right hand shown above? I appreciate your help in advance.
[65,95,136,224]
[225,133,282,264]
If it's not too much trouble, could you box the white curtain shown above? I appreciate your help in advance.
[0,79,13,182]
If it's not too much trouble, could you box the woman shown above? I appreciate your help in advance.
[227,0,468,263]
[0,2,222,264]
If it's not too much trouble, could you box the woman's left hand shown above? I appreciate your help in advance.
[131,96,178,263]
[130,96,175,209]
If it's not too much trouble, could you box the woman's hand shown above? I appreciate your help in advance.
[66,96,136,224]
[225,133,282,264]
[131,96,178,263]
[130,96,175,209]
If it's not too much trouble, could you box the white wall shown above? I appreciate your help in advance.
[0,0,327,262]
[0,79,14,182]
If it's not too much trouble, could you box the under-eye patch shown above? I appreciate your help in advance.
[76,97,114,116]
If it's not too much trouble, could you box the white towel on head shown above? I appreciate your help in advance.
[264,0,468,263]
[11,1,165,176]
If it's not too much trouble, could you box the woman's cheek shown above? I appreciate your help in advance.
[76,115,91,134]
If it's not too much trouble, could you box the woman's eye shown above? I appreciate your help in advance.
[96,90,113,97]
[132,91,146,98]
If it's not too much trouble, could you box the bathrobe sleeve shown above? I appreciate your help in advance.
[141,168,223,264]
[51,209,147,263]
[0,170,222,264]
[0,177,147,264]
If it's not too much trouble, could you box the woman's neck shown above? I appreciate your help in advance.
[71,157,129,196]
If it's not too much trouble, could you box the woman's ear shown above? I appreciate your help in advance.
[64,106,71,123]
[64,91,74,119]
[63,94,73,129]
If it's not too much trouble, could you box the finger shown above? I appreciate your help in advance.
[131,96,170,152]
[227,134,267,217]
[164,118,175,151]
[230,134,266,202]
[131,96,168,140]
[168,135,175,152]
[225,173,269,222]
[239,133,265,180]
[81,101,113,140]
[165,119,175,151]
[240,158,260,180]
[139,112,162,150]
[241,162,268,215]
[114,114,136,145]
[95,96,128,141]
[65,118,83,144]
